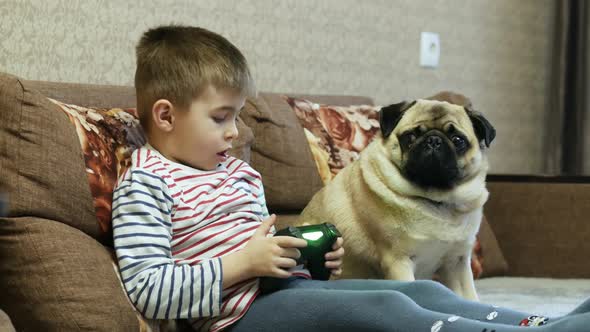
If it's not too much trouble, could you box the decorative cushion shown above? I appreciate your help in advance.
[288,96,508,278]
[286,97,381,184]
[49,99,146,237]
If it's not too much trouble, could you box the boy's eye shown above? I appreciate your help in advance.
[212,115,226,123]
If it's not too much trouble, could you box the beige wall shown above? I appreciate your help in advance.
[1,0,554,174]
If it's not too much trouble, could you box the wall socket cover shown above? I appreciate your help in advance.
[420,32,440,68]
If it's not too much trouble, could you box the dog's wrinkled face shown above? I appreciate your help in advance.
[379,99,495,190]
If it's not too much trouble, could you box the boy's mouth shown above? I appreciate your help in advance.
[216,149,230,161]
[217,148,230,156]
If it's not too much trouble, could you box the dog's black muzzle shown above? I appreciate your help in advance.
[404,132,460,189]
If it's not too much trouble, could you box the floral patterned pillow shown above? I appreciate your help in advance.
[285,97,381,184]
[287,96,486,279]
[49,99,146,236]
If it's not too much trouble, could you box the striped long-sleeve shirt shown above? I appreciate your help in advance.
[112,145,310,331]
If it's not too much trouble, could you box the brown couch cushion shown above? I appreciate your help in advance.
[242,93,374,211]
[0,72,98,239]
[0,217,139,331]
[241,94,322,211]
[485,177,590,278]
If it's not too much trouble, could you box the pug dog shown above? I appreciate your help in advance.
[296,99,495,300]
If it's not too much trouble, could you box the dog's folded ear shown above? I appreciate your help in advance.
[379,101,416,138]
[465,106,496,147]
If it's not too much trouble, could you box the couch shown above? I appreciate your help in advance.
[1,71,589,331]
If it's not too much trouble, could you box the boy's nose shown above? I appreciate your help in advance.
[225,122,239,140]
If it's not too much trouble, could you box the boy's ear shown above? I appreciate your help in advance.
[152,99,175,132]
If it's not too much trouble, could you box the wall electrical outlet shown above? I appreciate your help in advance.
[420,32,440,68]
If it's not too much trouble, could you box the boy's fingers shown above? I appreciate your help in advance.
[332,237,344,250]
[331,268,342,277]
[325,247,345,260]
[254,214,276,237]
[271,268,291,279]
[275,257,298,269]
[281,248,301,260]
[325,259,342,268]
[274,236,308,248]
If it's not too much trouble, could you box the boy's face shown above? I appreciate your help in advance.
[169,85,245,171]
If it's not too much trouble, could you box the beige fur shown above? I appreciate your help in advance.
[296,100,491,301]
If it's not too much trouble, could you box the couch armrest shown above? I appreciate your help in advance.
[0,217,140,331]
[485,175,590,278]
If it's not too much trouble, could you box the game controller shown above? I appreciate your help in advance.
[259,222,341,292]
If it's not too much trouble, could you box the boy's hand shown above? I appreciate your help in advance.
[325,237,344,278]
[242,214,308,279]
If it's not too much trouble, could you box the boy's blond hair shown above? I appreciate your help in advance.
[134,25,256,130]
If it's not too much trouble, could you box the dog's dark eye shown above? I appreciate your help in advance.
[451,136,467,150]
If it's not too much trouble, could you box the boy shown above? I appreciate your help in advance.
[113,25,590,332]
